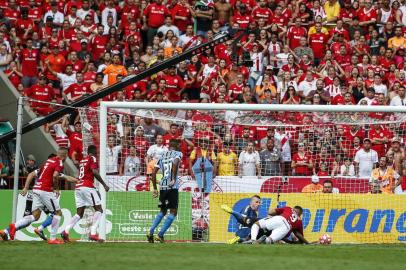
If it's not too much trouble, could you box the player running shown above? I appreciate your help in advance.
[61,145,110,242]
[25,153,60,241]
[221,195,261,244]
[247,205,309,244]
[147,139,182,243]
[0,148,78,244]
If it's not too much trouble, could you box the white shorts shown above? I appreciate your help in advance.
[258,215,291,242]
[32,190,61,213]
[75,187,101,208]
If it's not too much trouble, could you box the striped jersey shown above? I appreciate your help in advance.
[155,150,183,190]
[33,157,64,192]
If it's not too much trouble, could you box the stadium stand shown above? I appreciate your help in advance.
[0,0,405,192]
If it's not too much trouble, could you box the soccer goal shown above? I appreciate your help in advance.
[93,102,406,244]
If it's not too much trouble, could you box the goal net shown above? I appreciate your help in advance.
[87,102,406,244]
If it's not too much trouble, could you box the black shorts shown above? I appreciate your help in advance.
[158,189,178,210]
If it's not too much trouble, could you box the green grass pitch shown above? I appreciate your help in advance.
[0,241,406,270]
[0,242,404,270]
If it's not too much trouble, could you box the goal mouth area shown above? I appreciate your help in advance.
[94,102,406,244]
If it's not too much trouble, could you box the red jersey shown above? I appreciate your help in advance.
[64,82,91,102]
[134,136,150,160]
[143,3,169,28]
[76,155,98,189]
[91,35,108,61]
[368,127,392,157]
[33,157,64,192]
[20,48,39,77]
[28,7,43,21]
[309,33,328,59]
[163,74,184,102]
[275,207,304,233]
[287,26,307,49]
[292,152,312,175]
[228,83,245,100]
[171,3,192,32]
[357,7,377,23]
[270,14,287,27]
[231,14,253,28]
[252,7,272,24]
[66,130,83,160]
[25,84,55,107]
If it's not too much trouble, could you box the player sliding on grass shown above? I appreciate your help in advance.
[247,205,310,244]
[147,139,182,243]
[0,148,78,244]
[61,145,110,242]
[221,195,261,244]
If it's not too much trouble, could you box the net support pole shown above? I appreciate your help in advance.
[99,103,108,240]
[12,96,24,223]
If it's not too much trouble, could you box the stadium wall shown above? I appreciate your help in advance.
[1,188,405,244]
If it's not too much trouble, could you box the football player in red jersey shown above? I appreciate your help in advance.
[248,206,310,244]
[61,145,110,242]
[0,148,78,244]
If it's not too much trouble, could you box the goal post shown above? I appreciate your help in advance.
[97,101,406,243]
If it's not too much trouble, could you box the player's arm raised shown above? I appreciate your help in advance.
[92,168,110,192]
[21,170,37,196]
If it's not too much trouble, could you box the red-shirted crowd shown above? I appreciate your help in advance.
[0,0,405,192]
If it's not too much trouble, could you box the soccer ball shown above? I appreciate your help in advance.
[319,234,332,245]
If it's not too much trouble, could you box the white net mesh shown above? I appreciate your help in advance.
[84,104,406,243]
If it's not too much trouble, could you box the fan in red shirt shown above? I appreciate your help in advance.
[3,0,20,24]
[309,23,328,62]
[25,76,56,115]
[20,39,39,87]
[291,142,313,176]
[61,144,110,243]
[90,25,108,61]
[66,121,84,166]
[65,51,85,74]
[63,73,92,103]
[143,0,170,28]
[134,126,151,169]
[329,20,350,41]
[228,74,245,100]
[251,0,272,24]
[27,0,43,23]
[15,9,36,37]
[357,0,377,29]
[287,18,307,50]
[163,66,185,102]
[172,0,193,33]
[270,5,288,27]
[249,206,309,244]
[368,124,392,157]
[231,5,253,29]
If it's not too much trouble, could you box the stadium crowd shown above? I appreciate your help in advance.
[0,0,405,193]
